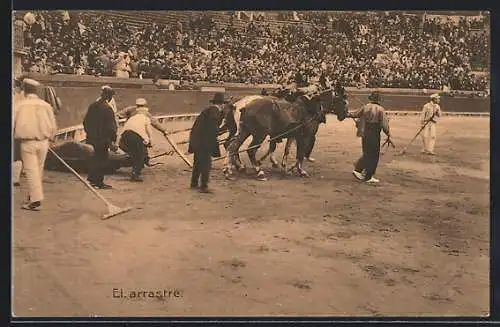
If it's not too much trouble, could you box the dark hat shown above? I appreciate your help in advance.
[209,92,229,104]
[368,91,381,103]
[101,85,115,95]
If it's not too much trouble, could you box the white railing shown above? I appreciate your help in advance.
[53,111,489,145]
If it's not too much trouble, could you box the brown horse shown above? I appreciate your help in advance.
[225,86,348,180]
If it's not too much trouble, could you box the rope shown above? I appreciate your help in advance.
[213,114,318,162]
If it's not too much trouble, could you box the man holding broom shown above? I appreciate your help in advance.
[420,93,442,155]
[13,78,58,211]
[118,98,154,182]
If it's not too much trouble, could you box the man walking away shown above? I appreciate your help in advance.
[188,93,226,193]
[119,98,154,182]
[13,77,25,187]
[421,93,442,155]
[13,78,58,211]
[83,86,118,189]
[348,91,391,184]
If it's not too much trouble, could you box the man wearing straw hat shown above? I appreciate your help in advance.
[420,93,442,155]
[118,98,154,182]
[13,78,58,211]
[347,91,391,184]
[188,92,227,193]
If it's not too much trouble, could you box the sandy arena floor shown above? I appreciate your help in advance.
[12,115,490,317]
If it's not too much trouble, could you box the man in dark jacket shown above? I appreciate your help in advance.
[188,93,227,193]
[83,86,118,189]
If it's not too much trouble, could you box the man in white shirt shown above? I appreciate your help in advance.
[420,93,442,155]
[12,77,25,187]
[13,78,58,211]
[118,98,153,182]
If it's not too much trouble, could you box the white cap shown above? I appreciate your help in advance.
[430,93,440,99]
[101,85,113,91]
[23,78,40,87]
[135,98,147,106]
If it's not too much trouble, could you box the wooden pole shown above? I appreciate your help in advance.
[163,133,193,168]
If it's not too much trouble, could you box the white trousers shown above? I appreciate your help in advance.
[20,139,49,203]
[13,161,23,184]
[421,122,437,153]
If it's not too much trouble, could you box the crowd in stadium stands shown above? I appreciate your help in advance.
[18,11,489,92]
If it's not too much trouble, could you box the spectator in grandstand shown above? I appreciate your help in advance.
[114,52,131,78]
[16,11,489,92]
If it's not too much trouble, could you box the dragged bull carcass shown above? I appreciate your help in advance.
[224,85,348,180]
[45,141,135,174]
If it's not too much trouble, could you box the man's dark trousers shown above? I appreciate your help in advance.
[119,130,147,177]
[87,141,110,185]
[354,123,381,180]
[191,151,211,189]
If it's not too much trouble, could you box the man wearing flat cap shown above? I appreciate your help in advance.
[116,100,169,135]
[347,91,391,184]
[118,98,154,182]
[13,78,58,211]
[83,85,118,189]
[420,93,442,155]
[188,92,227,193]
[99,85,119,126]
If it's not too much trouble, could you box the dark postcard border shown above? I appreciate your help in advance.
[8,0,498,324]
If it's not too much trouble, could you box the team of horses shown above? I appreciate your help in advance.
[219,84,349,181]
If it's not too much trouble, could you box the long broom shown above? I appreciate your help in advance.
[47,148,132,220]
[398,113,436,155]
[162,133,193,168]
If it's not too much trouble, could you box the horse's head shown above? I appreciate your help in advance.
[318,84,349,121]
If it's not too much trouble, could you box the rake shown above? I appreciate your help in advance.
[48,148,132,220]
[398,114,435,155]
[162,133,193,168]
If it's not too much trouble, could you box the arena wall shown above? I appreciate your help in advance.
[19,73,490,128]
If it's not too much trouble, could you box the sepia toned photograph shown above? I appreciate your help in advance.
[11,10,490,317]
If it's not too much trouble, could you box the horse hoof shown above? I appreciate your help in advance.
[256,170,267,181]
[299,171,310,178]
[272,163,279,169]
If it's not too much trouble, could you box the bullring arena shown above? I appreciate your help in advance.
[12,80,489,317]
[12,9,490,318]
